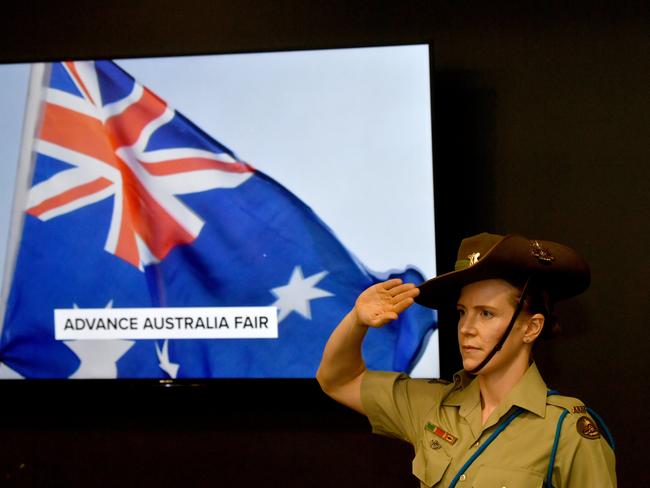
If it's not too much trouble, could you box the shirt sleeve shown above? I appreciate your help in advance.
[360,370,435,445]
[553,413,617,487]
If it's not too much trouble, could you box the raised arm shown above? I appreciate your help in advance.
[316,279,419,415]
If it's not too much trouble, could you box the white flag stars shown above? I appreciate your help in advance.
[65,339,135,379]
[63,300,135,379]
[0,362,23,379]
[156,339,180,378]
[271,265,334,322]
[51,267,333,380]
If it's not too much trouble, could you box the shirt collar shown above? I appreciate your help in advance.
[442,370,480,418]
[506,362,548,417]
[442,363,549,419]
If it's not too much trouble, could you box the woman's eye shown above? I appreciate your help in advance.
[481,310,494,318]
[456,309,465,317]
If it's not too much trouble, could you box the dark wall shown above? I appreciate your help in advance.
[2,1,648,486]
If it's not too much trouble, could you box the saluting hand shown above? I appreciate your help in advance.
[354,279,420,328]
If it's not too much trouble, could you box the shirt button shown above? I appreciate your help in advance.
[459,474,466,481]
[472,440,480,447]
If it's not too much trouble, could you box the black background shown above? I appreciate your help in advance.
[1,1,648,486]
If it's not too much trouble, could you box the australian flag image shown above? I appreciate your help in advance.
[0,60,436,379]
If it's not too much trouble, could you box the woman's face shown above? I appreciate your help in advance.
[456,278,530,375]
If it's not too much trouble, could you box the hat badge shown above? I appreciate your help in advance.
[467,252,481,266]
[530,240,555,264]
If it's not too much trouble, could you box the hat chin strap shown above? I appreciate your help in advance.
[466,278,531,375]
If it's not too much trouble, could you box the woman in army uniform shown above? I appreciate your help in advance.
[317,233,616,487]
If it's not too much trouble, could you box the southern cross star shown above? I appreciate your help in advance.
[270,265,334,322]
[63,300,135,378]
[65,339,135,379]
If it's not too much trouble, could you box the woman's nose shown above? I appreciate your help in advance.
[458,315,478,335]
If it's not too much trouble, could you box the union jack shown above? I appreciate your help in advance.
[26,60,254,269]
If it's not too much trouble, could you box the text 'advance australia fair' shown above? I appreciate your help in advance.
[54,307,278,340]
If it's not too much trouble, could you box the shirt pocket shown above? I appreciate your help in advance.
[412,447,451,487]
[472,465,544,488]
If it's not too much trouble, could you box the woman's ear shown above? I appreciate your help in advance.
[523,313,545,344]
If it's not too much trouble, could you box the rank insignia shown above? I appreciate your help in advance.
[572,405,587,414]
[576,416,601,440]
[530,240,555,264]
[425,422,457,445]
[468,252,481,266]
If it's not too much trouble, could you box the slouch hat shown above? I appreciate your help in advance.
[415,233,590,309]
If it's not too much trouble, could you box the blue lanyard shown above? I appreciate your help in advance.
[448,390,559,488]
[447,406,524,488]
[544,402,615,487]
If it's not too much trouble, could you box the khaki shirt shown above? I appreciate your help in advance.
[361,363,616,487]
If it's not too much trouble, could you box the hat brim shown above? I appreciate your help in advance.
[415,234,590,310]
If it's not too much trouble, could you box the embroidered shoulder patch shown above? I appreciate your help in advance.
[576,416,601,440]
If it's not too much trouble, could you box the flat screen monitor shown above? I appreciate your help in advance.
[0,44,437,380]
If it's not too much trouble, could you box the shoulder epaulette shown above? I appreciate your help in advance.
[546,393,615,449]
[546,394,588,414]
[427,378,451,385]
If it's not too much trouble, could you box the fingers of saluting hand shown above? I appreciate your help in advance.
[382,280,420,312]
[382,279,419,297]
[388,282,419,298]
[381,278,405,290]
[382,279,419,294]
[393,287,419,313]
[356,280,420,327]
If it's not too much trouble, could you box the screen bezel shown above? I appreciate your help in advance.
[0,41,441,395]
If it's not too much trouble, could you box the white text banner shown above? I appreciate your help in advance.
[54,307,278,340]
